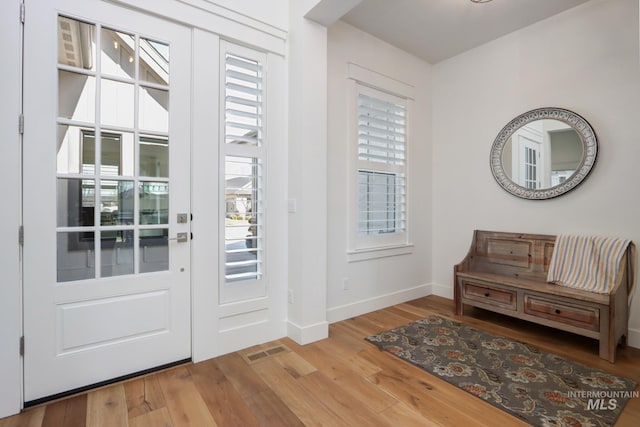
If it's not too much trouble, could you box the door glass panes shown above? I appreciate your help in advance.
[58,17,95,70]
[81,131,134,176]
[58,71,96,122]
[100,79,134,128]
[101,131,134,176]
[140,229,169,273]
[139,87,168,132]
[140,136,169,177]
[224,156,262,283]
[101,181,134,226]
[56,15,171,282]
[57,125,95,174]
[57,232,95,282]
[224,54,262,146]
[57,179,95,227]
[101,28,135,79]
[139,38,169,85]
[101,230,134,277]
[139,182,169,225]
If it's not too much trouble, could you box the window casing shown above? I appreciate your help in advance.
[350,83,410,255]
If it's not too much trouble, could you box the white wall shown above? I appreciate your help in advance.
[326,21,433,322]
[202,0,289,31]
[286,0,330,343]
[432,0,640,345]
[111,0,287,55]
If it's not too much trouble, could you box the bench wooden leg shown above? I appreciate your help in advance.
[599,336,616,363]
[454,284,463,316]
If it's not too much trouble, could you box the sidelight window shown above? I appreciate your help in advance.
[220,42,266,301]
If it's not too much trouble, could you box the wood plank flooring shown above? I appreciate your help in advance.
[3,296,640,426]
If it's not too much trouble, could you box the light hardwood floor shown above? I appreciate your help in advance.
[2,296,639,426]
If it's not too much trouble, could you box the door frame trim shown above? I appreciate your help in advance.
[4,0,290,418]
[0,0,24,418]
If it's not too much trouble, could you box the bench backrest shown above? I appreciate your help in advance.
[464,230,556,281]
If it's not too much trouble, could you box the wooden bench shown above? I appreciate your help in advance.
[454,230,632,363]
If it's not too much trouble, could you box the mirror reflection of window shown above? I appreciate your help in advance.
[503,119,583,190]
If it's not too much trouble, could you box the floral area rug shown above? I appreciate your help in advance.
[365,315,637,427]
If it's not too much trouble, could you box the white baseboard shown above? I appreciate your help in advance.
[287,319,329,345]
[327,284,432,324]
[431,282,453,299]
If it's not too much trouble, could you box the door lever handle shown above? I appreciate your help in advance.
[167,232,189,243]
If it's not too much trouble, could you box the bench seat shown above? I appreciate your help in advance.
[454,230,631,363]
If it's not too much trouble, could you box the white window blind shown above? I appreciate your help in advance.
[356,90,407,236]
[222,49,265,285]
[225,54,263,146]
[358,93,406,165]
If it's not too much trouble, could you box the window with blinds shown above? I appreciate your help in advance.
[356,90,407,236]
[222,47,265,287]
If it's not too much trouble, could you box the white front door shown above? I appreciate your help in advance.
[23,0,192,402]
[518,138,541,190]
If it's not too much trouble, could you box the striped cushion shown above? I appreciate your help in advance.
[547,235,632,294]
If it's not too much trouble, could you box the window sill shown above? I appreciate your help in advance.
[347,243,414,263]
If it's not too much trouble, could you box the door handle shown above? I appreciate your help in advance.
[168,232,189,243]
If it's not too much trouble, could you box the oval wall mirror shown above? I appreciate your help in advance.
[490,107,597,200]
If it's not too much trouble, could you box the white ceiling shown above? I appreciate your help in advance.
[340,0,592,64]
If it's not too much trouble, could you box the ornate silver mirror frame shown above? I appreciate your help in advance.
[490,107,598,200]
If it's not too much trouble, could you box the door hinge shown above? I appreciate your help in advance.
[18,114,24,135]
[20,2,25,24]
[19,225,24,246]
[20,336,24,356]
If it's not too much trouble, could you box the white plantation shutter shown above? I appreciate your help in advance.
[358,93,406,165]
[225,54,263,146]
[222,45,266,293]
[356,88,407,236]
